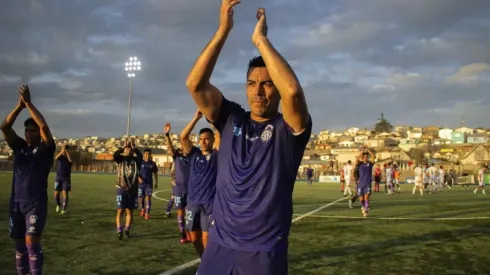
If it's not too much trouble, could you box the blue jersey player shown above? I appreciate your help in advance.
[185,3,311,274]
[165,122,192,244]
[180,111,218,258]
[113,139,142,240]
[138,148,159,220]
[54,145,73,215]
[2,85,55,275]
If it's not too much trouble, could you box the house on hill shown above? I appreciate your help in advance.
[460,144,490,165]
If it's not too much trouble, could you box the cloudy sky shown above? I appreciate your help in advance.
[1,0,489,138]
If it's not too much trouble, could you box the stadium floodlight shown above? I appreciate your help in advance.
[124,56,142,137]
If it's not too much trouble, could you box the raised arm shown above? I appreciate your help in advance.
[252,8,309,133]
[0,97,25,148]
[65,149,73,163]
[20,85,54,145]
[180,111,202,155]
[113,147,124,163]
[163,123,176,157]
[185,0,240,123]
[55,150,65,160]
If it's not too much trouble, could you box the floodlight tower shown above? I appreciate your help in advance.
[124,56,142,137]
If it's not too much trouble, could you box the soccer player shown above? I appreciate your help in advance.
[186,3,312,273]
[423,163,430,192]
[373,164,382,192]
[113,139,142,240]
[428,163,438,192]
[306,167,313,185]
[164,122,191,243]
[348,159,361,209]
[138,149,158,220]
[340,163,346,193]
[54,145,73,215]
[386,162,394,195]
[412,162,424,196]
[343,161,354,196]
[2,85,55,275]
[438,165,446,189]
[473,164,487,195]
[358,147,375,217]
[393,164,401,192]
[180,111,218,257]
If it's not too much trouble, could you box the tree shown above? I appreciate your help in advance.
[374,113,393,133]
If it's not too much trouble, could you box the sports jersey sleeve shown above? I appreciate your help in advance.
[208,96,246,133]
[284,114,312,159]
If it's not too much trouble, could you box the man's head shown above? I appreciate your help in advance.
[246,56,280,121]
[24,118,40,145]
[198,128,215,152]
[347,160,351,165]
[361,153,369,163]
[123,143,132,155]
[143,148,152,160]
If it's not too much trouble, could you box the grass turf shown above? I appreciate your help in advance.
[0,172,489,275]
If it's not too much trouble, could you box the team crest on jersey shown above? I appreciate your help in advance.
[29,215,38,224]
[233,126,242,137]
[261,124,274,142]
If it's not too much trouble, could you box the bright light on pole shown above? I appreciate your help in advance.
[124,56,142,138]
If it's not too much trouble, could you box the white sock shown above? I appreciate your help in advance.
[412,186,417,195]
[420,188,423,195]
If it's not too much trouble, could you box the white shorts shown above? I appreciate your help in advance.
[479,181,485,187]
[345,178,352,186]
[415,180,423,187]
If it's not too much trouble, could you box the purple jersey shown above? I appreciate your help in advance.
[9,138,56,202]
[209,98,312,251]
[56,155,72,180]
[187,147,218,204]
[358,161,374,188]
[173,152,190,196]
[139,159,157,185]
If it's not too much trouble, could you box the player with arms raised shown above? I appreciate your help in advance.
[138,149,158,220]
[180,111,218,257]
[113,139,142,240]
[54,145,73,215]
[2,85,55,275]
[185,1,312,273]
[358,147,375,217]
[164,122,191,243]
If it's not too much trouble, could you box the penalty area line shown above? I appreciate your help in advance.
[292,214,490,221]
[157,196,349,275]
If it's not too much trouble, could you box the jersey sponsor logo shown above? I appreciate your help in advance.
[28,226,36,234]
[261,124,274,142]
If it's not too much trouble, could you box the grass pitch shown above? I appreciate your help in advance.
[0,172,489,275]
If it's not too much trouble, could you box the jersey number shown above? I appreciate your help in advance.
[185,210,193,225]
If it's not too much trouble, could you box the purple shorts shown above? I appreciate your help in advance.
[54,179,71,192]
[116,188,138,210]
[9,201,47,238]
[138,184,153,198]
[198,239,288,275]
[185,203,212,232]
[357,185,371,196]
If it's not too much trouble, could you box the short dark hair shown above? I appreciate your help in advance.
[247,56,266,78]
[24,118,38,128]
[347,160,351,164]
[199,128,214,136]
[144,148,152,153]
